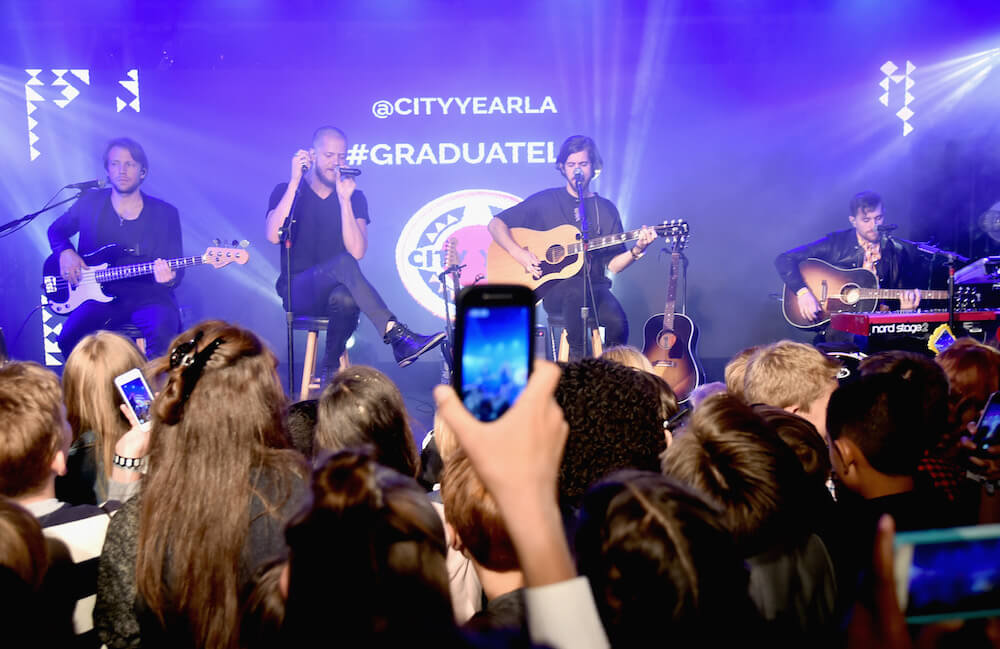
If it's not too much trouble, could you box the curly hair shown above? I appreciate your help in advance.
[555,359,674,509]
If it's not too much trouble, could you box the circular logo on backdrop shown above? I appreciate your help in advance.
[396,189,522,319]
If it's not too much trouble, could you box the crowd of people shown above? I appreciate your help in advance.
[1,321,999,649]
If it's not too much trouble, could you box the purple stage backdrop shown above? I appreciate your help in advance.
[2,2,999,377]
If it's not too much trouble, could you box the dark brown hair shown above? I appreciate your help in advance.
[283,449,451,644]
[0,496,48,590]
[661,393,810,557]
[575,471,756,647]
[315,366,419,478]
[752,405,831,484]
[555,134,604,172]
[136,320,304,649]
[102,137,148,174]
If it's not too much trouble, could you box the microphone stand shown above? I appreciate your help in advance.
[0,192,83,236]
[575,172,592,357]
[437,263,465,378]
[281,170,306,394]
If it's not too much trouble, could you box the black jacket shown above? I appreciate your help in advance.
[775,228,930,293]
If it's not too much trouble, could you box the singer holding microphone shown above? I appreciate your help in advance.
[775,190,930,338]
[47,137,182,358]
[487,134,656,360]
[265,126,444,381]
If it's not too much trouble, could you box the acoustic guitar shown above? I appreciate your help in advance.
[486,221,689,300]
[642,229,702,403]
[42,244,250,315]
[781,258,949,329]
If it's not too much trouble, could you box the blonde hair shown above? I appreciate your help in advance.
[62,331,147,485]
[724,346,760,400]
[601,345,655,373]
[431,411,459,464]
[743,341,840,413]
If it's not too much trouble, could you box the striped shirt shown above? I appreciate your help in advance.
[25,498,118,646]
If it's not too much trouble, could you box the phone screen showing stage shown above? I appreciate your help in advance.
[459,305,531,422]
[896,526,1000,623]
[119,376,153,425]
[975,399,1000,451]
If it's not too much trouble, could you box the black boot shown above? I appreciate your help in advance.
[384,321,446,367]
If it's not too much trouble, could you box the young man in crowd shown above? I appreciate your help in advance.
[743,340,841,440]
[0,361,119,645]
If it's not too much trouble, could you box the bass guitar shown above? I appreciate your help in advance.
[42,245,250,315]
[486,220,689,300]
[781,258,949,329]
[642,228,702,403]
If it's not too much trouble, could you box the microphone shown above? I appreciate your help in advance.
[877,224,898,233]
[337,167,362,178]
[65,178,107,191]
[574,168,584,183]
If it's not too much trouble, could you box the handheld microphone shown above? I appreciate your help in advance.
[338,167,362,178]
[65,178,107,191]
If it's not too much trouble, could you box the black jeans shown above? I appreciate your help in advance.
[288,252,394,367]
[542,277,627,360]
[58,293,180,359]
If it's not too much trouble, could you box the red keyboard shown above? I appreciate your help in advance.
[830,310,998,337]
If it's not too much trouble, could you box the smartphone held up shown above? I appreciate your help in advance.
[453,284,535,422]
[114,368,154,432]
[972,391,1000,456]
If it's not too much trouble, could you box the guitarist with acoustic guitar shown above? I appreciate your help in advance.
[487,135,657,360]
[775,191,932,337]
[47,137,183,358]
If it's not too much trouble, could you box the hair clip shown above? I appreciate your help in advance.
[170,331,204,369]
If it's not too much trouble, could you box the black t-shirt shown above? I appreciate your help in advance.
[496,187,625,284]
[268,181,371,286]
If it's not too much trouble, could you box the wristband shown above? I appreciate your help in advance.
[113,454,144,471]
[630,247,645,261]
[796,287,810,297]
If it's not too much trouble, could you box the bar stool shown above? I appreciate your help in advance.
[293,316,354,400]
[544,313,603,362]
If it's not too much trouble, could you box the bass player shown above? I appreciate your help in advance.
[48,137,182,358]
[487,134,656,360]
[775,190,929,335]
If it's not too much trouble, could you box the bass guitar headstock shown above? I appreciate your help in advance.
[203,246,250,268]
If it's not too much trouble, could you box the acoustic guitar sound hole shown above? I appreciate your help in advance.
[546,245,565,264]
[840,284,861,306]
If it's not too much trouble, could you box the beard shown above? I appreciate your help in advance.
[315,167,338,188]
[110,175,141,195]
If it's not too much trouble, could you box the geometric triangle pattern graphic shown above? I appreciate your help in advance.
[879,60,916,137]
[25,69,44,161]
[51,68,83,109]
[117,68,140,112]
[40,295,64,366]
